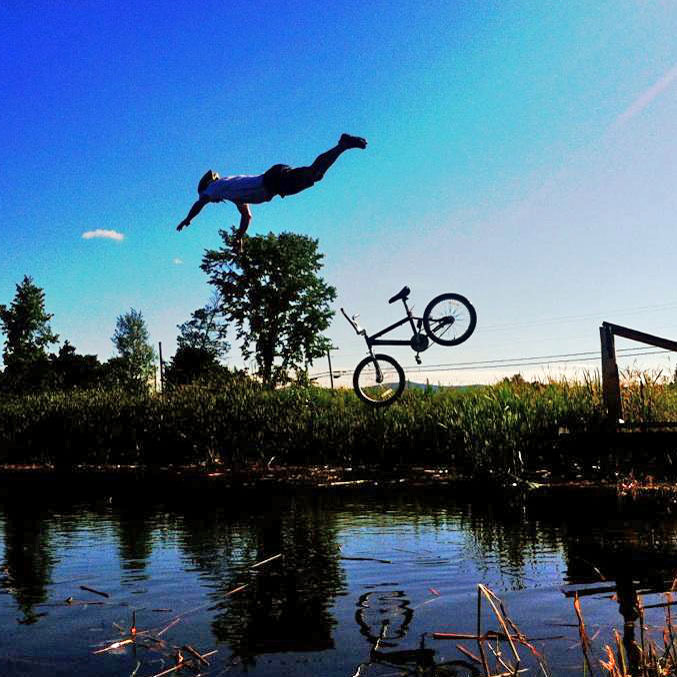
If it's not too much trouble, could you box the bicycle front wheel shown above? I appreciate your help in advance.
[423,293,477,346]
[353,354,405,407]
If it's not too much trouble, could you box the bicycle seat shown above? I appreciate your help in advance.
[388,286,410,304]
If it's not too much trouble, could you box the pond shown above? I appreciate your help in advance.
[1,478,676,676]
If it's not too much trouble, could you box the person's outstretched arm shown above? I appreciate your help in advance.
[234,202,252,238]
[177,196,209,231]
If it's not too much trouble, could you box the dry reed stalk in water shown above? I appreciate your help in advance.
[156,618,181,637]
[434,632,563,643]
[573,593,595,677]
[479,584,521,665]
[477,584,491,677]
[250,553,282,569]
[456,643,483,665]
[92,638,134,654]
[183,645,210,666]
[613,630,628,676]
[146,650,218,677]
[80,585,109,598]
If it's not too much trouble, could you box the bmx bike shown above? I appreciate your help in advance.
[341,286,477,407]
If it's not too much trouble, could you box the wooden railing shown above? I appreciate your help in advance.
[600,322,677,427]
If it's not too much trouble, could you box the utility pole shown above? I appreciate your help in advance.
[158,341,164,392]
[327,346,335,390]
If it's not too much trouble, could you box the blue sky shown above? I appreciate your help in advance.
[2,1,677,384]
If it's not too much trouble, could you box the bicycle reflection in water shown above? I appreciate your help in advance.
[352,589,479,677]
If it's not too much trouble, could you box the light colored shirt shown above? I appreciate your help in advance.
[201,174,270,204]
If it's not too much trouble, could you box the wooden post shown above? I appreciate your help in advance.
[600,323,622,427]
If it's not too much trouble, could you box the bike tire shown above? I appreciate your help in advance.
[422,293,477,347]
[353,354,406,407]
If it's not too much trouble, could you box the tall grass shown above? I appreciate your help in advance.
[2,371,677,475]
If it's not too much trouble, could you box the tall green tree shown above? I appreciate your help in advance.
[165,294,230,385]
[201,231,336,386]
[0,275,59,390]
[111,308,156,390]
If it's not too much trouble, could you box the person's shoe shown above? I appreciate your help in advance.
[339,133,367,149]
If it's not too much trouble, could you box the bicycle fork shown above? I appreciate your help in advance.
[366,346,385,383]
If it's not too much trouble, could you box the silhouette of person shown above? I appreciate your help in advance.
[176,133,367,250]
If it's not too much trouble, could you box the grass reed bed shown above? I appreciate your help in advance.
[2,372,677,478]
[434,583,677,677]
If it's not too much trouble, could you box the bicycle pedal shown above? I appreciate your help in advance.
[415,354,422,365]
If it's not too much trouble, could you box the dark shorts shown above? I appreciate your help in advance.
[262,164,315,198]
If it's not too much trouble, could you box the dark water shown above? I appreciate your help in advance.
[1,480,675,676]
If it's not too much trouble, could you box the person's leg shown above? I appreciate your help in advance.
[309,133,367,181]
[272,134,368,198]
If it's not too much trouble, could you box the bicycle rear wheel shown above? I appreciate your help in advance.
[423,293,477,346]
[353,354,405,407]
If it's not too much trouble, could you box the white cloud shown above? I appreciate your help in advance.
[81,229,124,241]
[173,257,183,265]
[612,62,677,129]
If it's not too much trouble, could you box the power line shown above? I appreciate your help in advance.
[311,346,673,380]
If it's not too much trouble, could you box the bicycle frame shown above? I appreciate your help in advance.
[342,297,423,351]
[367,314,422,348]
[341,297,426,384]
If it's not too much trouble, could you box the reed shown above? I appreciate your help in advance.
[1,371,676,476]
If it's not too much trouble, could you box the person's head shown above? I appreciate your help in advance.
[197,169,220,194]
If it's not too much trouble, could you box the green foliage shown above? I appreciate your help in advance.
[0,376,601,471]
[3,372,677,475]
[201,230,336,387]
[49,341,103,389]
[111,308,156,391]
[0,276,58,391]
[165,294,230,386]
[175,292,229,356]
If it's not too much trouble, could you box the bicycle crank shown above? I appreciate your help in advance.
[410,332,429,353]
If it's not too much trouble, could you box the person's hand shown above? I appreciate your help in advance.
[176,220,189,231]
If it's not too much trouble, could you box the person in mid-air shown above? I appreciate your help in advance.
[176,133,367,250]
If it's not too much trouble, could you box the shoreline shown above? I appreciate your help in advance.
[0,462,621,494]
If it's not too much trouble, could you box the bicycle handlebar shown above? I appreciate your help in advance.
[340,307,364,335]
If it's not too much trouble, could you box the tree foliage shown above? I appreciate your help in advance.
[0,276,58,366]
[111,308,156,390]
[165,294,231,386]
[0,276,59,391]
[51,341,103,390]
[201,231,336,386]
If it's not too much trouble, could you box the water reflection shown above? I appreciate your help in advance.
[2,484,677,676]
[114,503,155,582]
[0,497,56,623]
[353,588,479,676]
[205,498,346,663]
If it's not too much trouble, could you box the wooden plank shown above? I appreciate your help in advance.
[603,322,677,352]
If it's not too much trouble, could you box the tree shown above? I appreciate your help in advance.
[0,276,59,391]
[165,294,230,386]
[111,308,156,390]
[201,230,336,386]
[50,341,102,389]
